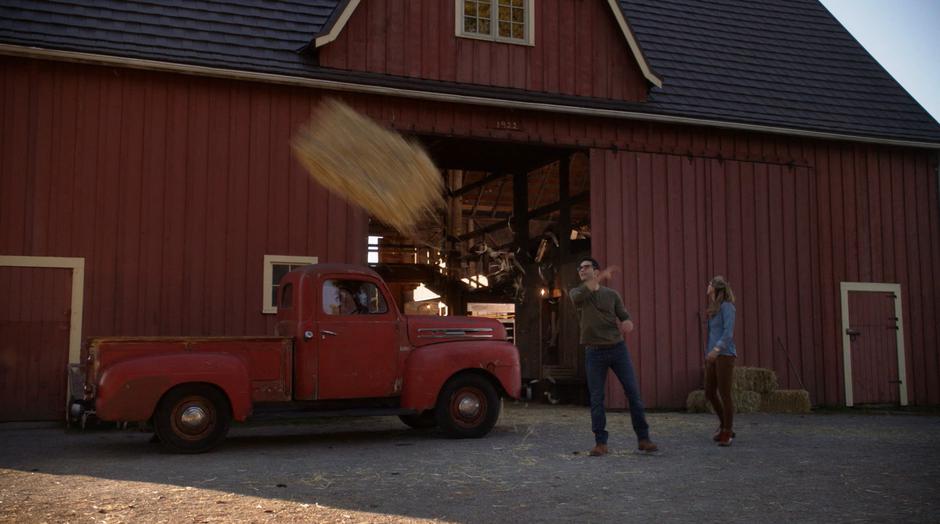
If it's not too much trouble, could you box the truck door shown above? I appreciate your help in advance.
[314,277,401,399]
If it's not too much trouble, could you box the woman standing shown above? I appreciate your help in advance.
[705,276,737,446]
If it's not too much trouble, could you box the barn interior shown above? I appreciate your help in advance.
[368,135,592,401]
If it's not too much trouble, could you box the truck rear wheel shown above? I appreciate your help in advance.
[154,384,231,454]
[435,374,500,438]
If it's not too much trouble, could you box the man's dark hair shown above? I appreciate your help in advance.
[578,256,600,270]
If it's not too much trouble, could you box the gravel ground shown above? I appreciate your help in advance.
[1,403,938,523]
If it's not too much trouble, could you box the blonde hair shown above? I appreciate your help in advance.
[706,275,735,318]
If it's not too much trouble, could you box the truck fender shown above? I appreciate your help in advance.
[95,353,253,423]
[400,340,521,412]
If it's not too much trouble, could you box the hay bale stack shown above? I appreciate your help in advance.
[685,389,761,414]
[291,99,444,236]
[686,366,811,414]
[733,367,778,395]
[760,390,811,413]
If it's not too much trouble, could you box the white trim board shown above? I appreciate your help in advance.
[0,256,85,365]
[314,0,361,47]
[606,0,662,87]
[839,281,908,407]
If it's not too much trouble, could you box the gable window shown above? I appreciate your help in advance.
[262,255,318,314]
[457,0,534,45]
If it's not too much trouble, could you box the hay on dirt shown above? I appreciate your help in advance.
[291,99,444,236]
[760,390,811,413]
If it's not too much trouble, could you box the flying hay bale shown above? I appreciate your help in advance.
[291,99,445,236]
[733,367,778,395]
[760,390,811,413]
[686,389,761,414]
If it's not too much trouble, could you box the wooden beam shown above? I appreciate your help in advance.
[528,190,588,219]
[448,171,511,198]
[456,218,511,242]
[559,155,571,256]
[490,178,508,218]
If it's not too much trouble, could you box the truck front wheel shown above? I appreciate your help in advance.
[435,374,500,438]
[154,384,232,453]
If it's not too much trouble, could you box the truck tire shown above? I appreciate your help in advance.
[153,384,232,454]
[399,411,437,430]
[435,374,500,438]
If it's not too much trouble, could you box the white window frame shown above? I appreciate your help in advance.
[262,255,318,314]
[455,0,535,46]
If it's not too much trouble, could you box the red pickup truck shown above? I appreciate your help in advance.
[69,264,521,453]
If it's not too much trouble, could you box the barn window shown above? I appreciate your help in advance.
[457,0,534,45]
[262,255,318,314]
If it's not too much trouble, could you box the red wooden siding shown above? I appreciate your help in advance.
[1,55,937,408]
[592,148,939,408]
[318,0,649,102]
[0,57,367,343]
[0,267,71,421]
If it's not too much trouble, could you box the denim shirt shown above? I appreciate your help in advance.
[706,302,737,357]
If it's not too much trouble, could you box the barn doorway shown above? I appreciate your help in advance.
[0,256,85,421]
[840,282,908,407]
[368,136,591,398]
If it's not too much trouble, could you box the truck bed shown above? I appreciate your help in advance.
[86,336,294,402]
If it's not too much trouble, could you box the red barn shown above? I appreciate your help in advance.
[1,0,938,420]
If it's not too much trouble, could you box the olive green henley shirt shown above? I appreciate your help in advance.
[569,284,631,345]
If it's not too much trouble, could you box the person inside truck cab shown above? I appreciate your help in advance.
[323,280,367,315]
[337,287,364,315]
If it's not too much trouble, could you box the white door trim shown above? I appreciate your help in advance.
[0,256,85,365]
[839,282,908,407]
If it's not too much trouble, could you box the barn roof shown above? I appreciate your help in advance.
[1,0,937,145]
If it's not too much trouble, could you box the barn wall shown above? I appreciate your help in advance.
[2,55,937,408]
[0,57,368,342]
[318,0,649,102]
[591,147,939,408]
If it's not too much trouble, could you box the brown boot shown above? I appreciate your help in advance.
[717,431,734,447]
[712,428,736,442]
[588,443,608,456]
[637,439,659,453]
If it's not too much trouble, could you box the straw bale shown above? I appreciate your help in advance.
[733,367,778,394]
[686,390,709,413]
[291,99,444,236]
[760,390,811,413]
[685,389,761,414]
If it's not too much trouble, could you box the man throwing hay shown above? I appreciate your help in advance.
[569,257,658,456]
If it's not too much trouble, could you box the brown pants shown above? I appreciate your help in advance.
[705,355,736,431]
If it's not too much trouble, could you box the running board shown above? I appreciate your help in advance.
[247,406,418,423]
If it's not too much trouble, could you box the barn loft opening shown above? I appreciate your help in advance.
[369,135,592,392]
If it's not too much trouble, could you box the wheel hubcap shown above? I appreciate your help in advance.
[179,406,209,432]
[450,387,487,428]
[457,395,481,418]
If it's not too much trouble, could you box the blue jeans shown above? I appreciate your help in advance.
[585,341,650,444]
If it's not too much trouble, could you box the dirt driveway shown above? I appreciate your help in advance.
[1,403,938,523]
